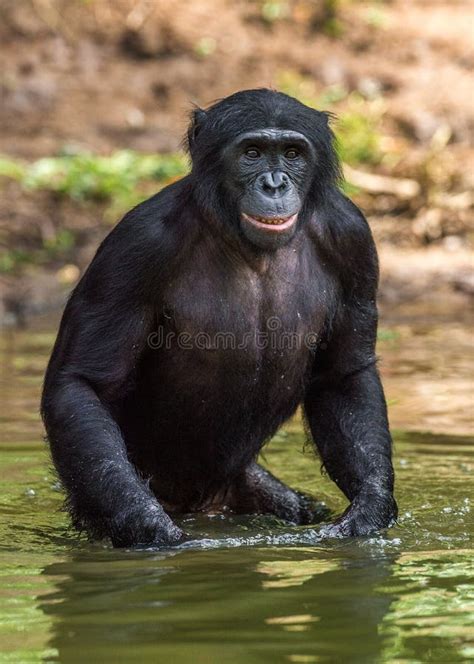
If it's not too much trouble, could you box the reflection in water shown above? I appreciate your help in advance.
[40,547,398,664]
[0,317,473,662]
[380,549,474,662]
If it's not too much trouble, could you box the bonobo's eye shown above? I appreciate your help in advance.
[285,148,299,160]
[245,147,261,159]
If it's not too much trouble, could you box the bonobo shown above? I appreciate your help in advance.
[41,89,397,547]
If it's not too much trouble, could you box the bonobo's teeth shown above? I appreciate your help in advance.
[253,216,289,225]
[241,212,297,231]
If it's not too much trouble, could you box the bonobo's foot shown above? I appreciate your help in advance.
[229,463,329,525]
[319,488,397,538]
[108,504,187,548]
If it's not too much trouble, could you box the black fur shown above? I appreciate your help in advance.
[41,89,397,547]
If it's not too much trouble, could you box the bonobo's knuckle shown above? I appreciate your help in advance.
[365,489,398,528]
[297,494,329,525]
[281,493,303,522]
[320,488,397,539]
[110,505,184,548]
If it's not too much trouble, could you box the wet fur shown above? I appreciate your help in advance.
[41,89,397,547]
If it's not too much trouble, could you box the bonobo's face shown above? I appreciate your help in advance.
[223,129,316,250]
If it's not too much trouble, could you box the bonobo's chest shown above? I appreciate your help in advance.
[156,236,333,389]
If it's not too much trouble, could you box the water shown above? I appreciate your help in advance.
[0,315,473,663]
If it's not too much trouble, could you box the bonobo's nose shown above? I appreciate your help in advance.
[259,171,289,196]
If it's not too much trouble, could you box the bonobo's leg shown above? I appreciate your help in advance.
[228,462,328,524]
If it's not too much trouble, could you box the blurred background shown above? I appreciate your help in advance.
[0,4,473,662]
[0,0,472,323]
[0,0,472,441]
[1,0,473,435]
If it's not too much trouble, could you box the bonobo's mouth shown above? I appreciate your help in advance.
[241,212,298,232]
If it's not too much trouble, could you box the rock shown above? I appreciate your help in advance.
[121,24,179,59]
[453,271,474,296]
[443,235,464,252]
[411,111,445,143]
[412,209,444,242]
[318,57,348,87]
[56,264,80,286]
[2,74,57,115]
[357,76,383,99]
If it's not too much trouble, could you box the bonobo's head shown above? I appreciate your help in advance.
[186,89,340,250]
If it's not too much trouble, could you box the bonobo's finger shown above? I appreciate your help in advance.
[109,506,187,548]
[298,496,331,524]
[124,529,191,551]
[318,508,393,539]
[318,487,398,539]
[318,517,371,539]
[111,526,187,549]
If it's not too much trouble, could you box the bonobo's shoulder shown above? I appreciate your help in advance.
[311,187,375,250]
[310,186,378,295]
[73,177,192,299]
[89,177,193,270]
[111,176,192,244]
[326,187,371,234]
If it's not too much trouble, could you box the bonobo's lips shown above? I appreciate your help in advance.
[241,212,298,232]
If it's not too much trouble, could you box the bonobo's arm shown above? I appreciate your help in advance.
[41,206,184,547]
[304,193,397,537]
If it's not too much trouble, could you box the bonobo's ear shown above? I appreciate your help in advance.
[186,107,207,152]
[311,109,341,183]
[315,109,334,126]
[311,108,338,148]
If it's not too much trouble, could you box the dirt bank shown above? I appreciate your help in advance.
[0,0,472,323]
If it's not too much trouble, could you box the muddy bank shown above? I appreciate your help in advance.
[0,0,472,323]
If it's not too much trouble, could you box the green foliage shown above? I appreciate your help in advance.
[194,37,217,58]
[0,230,78,274]
[0,249,33,273]
[0,150,188,273]
[277,69,324,108]
[317,83,349,106]
[277,71,384,167]
[377,328,400,343]
[0,149,188,219]
[0,156,26,180]
[260,1,289,23]
[22,149,187,200]
[336,104,382,165]
[322,0,345,38]
[42,229,76,258]
[364,5,389,29]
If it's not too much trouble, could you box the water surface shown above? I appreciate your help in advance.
[0,316,473,663]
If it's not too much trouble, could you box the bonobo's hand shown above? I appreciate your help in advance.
[110,504,187,548]
[294,493,331,525]
[319,487,397,538]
